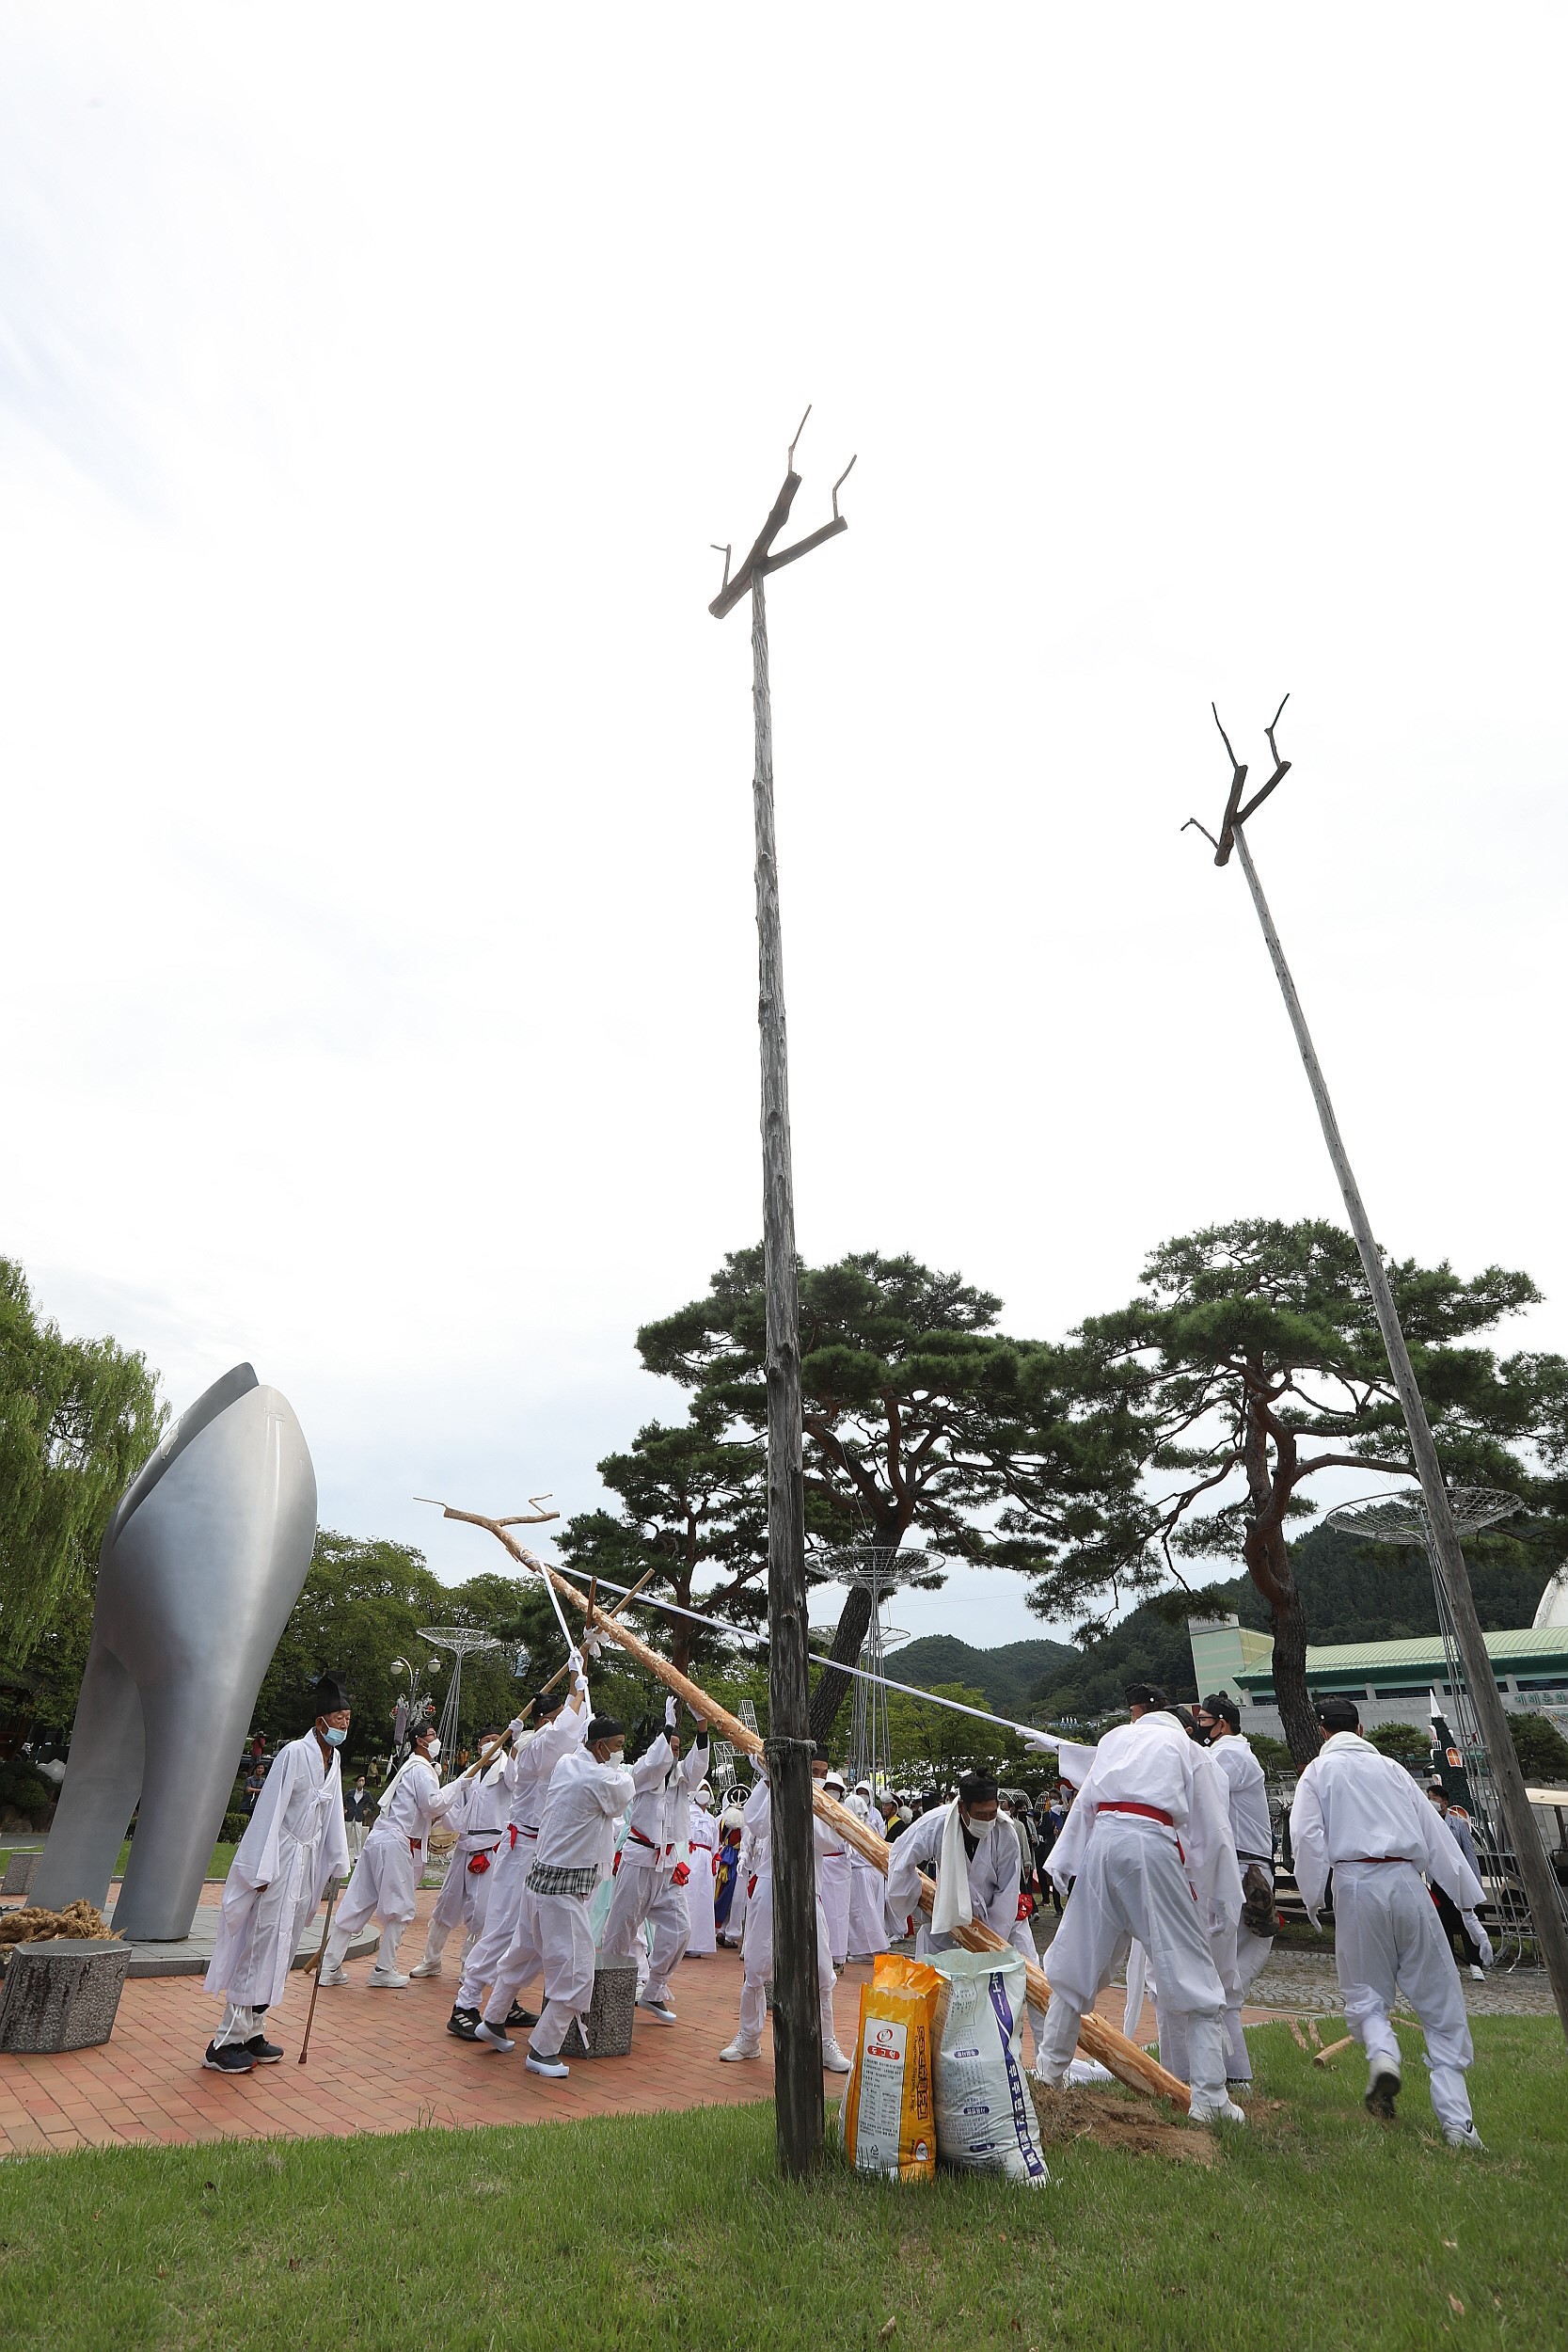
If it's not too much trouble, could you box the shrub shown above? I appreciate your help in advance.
[221,1811,249,1842]
[0,1757,54,1820]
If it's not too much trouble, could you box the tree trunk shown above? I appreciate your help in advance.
[1245,1517,1318,1770]
[807,1579,873,1749]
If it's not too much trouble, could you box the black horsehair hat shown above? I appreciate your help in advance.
[586,1715,626,1747]
[312,1672,350,1715]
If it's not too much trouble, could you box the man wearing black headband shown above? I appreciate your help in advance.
[201,1674,352,2074]
[447,1652,591,2042]
[1291,1694,1486,2149]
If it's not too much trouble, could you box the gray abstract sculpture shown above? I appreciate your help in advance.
[32,1363,317,1940]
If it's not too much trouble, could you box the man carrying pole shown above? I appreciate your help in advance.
[317,1719,466,1990]
[598,1692,710,2027]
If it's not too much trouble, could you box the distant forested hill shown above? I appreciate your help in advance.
[891,1634,1074,1717]
[1023,1522,1551,1722]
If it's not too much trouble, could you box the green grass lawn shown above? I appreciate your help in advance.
[0,1843,239,1890]
[0,2018,1561,2350]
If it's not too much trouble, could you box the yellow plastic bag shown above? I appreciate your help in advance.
[838,1954,942,2182]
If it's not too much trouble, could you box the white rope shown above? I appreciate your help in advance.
[560,1566,1046,1751]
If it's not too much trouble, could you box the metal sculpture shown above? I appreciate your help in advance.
[33,1364,317,1940]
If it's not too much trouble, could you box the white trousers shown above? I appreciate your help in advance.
[1036,1818,1229,2118]
[324,1831,420,1970]
[737,1868,839,2049]
[1333,1861,1474,2132]
[818,1852,852,1967]
[601,1858,691,2004]
[527,1891,597,2058]
[422,1844,499,1962]
[456,1832,534,2013]
[847,1859,891,1960]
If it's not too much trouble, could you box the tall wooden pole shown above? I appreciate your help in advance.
[706,421,854,2175]
[748,564,824,2169]
[1229,819,1568,2040]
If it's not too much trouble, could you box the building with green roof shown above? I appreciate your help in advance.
[1189,1615,1568,1743]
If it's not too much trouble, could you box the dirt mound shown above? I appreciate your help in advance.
[1026,2081,1217,2164]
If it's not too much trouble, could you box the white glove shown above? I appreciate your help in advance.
[665,1693,678,1730]
[1462,1913,1493,1967]
[1020,1727,1060,1753]
[585,1632,604,1661]
[572,1670,590,1699]
[567,1647,583,1677]
[508,1715,529,1738]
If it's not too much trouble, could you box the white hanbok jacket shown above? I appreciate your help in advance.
[204,1733,348,2010]
[1290,1733,1483,1918]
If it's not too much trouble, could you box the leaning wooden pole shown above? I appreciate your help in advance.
[1229,818,1568,2039]
[426,1502,1191,2111]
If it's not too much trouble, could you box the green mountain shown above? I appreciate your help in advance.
[1025,1521,1552,1723]
[891,1634,1074,1718]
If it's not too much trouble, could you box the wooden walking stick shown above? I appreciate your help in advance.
[421,1501,1193,2113]
[297,1880,341,2060]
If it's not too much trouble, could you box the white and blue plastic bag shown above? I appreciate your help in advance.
[930,1947,1051,2186]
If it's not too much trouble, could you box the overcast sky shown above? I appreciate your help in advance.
[4,7,1565,1653]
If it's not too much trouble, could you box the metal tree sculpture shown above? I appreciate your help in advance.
[810,1547,928,1793]
[418,1626,506,1759]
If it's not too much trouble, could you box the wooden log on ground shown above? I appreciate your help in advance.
[1312,2034,1355,2068]
[428,1504,1192,2113]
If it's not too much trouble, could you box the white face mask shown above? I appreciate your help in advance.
[420,1738,440,1762]
[961,1810,995,1840]
[604,1747,626,1767]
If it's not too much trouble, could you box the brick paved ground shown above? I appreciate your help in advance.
[0,1885,1306,2156]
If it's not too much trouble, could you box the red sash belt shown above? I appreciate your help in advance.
[1349,1854,1406,1865]
[409,1839,421,1855]
[1100,1802,1174,1826]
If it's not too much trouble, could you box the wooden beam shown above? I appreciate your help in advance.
[708,471,803,619]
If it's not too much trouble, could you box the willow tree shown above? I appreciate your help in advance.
[0,1258,165,1666]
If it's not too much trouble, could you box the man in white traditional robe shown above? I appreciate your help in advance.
[201,1674,351,2074]
[885,1770,1044,2055]
[474,1713,635,2078]
[845,1781,892,1961]
[1026,1684,1246,2124]
[409,1726,511,1978]
[318,1718,466,1988]
[816,1767,853,1968]
[447,1661,591,2040]
[1291,1694,1486,2149]
[598,1695,710,2026]
[684,1781,720,1957]
[1194,1692,1276,2086]
[719,1759,853,2072]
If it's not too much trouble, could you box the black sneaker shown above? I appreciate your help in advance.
[1365,2067,1401,2122]
[245,2034,284,2065]
[203,2042,255,2075]
[448,2005,482,2041]
[504,2003,539,2029]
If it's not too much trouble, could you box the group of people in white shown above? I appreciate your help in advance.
[201,1663,1493,2149]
